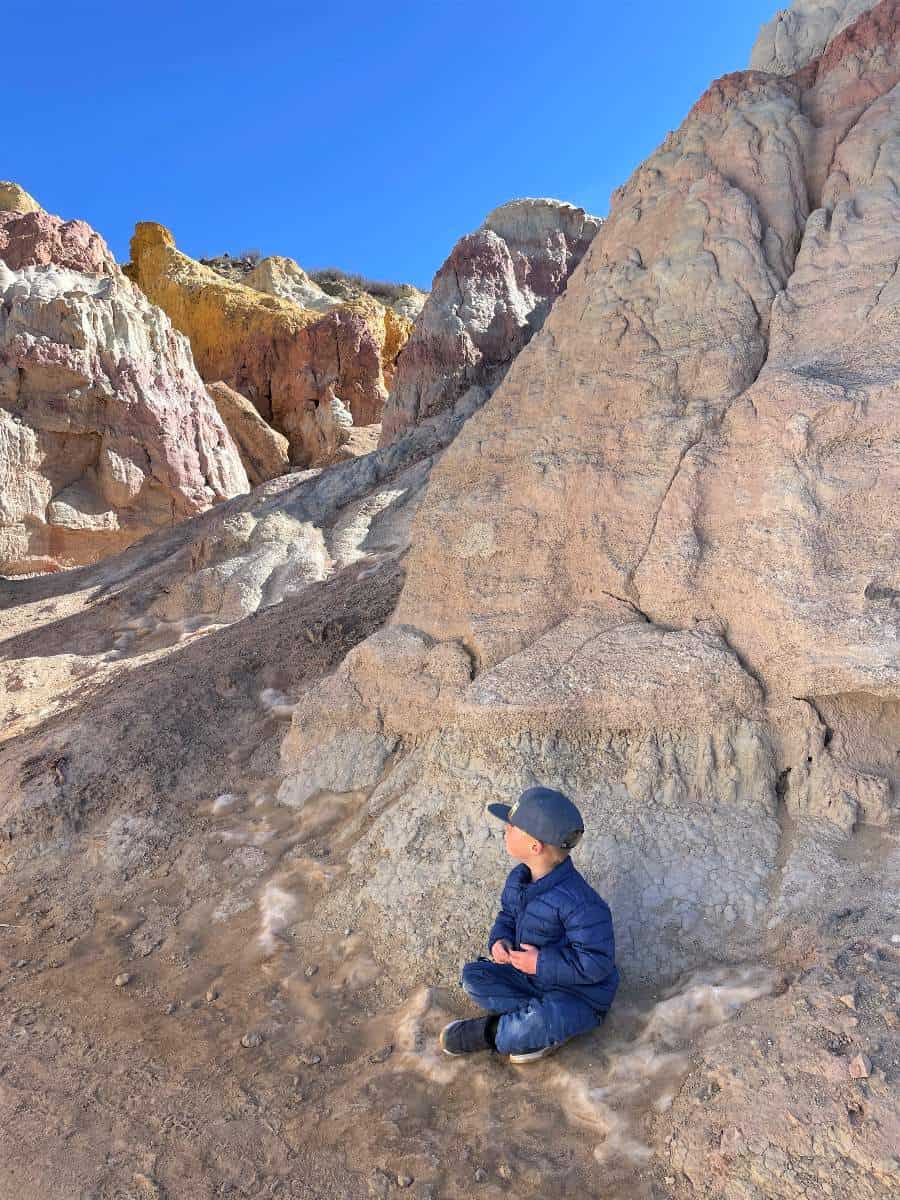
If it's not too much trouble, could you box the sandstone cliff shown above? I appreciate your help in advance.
[379,197,600,445]
[0,204,248,574]
[128,224,413,465]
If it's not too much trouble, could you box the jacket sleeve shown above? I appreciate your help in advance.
[535,896,615,989]
[487,879,516,953]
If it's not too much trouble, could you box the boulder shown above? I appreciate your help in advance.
[379,197,600,445]
[127,224,413,464]
[205,381,290,486]
[0,206,248,574]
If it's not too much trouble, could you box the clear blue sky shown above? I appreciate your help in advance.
[9,1,776,289]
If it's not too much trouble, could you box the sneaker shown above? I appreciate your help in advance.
[439,1017,493,1056]
[508,1044,558,1064]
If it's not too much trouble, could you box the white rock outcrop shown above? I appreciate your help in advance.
[0,207,248,573]
[750,0,879,73]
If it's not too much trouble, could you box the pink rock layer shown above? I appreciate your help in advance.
[0,209,115,275]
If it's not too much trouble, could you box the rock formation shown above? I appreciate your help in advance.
[379,197,600,445]
[205,381,290,486]
[2,4,899,1198]
[241,254,343,312]
[751,0,880,72]
[381,284,428,321]
[243,255,341,311]
[242,258,419,390]
[0,203,248,575]
[128,224,413,464]
[274,9,900,1191]
[306,0,900,948]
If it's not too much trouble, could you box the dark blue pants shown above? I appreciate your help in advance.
[461,958,601,1055]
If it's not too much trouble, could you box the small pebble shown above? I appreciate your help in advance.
[396,1174,413,1188]
[241,1031,263,1048]
[133,1172,163,1198]
[304,965,319,978]
[838,993,856,1010]
[299,1051,321,1065]
[474,1167,488,1183]
[368,1044,394,1064]
[206,987,220,1002]
[14,960,28,969]
[114,972,131,988]
[344,927,353,937]
[164,1002,177,1015]
[849,1054,871,1079]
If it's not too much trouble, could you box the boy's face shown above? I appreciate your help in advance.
[504,820,540,861]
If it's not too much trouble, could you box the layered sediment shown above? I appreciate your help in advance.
[128,224,412,465]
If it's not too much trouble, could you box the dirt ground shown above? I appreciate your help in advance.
[2,552,897,1200]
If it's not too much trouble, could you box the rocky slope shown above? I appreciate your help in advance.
[128,225,413,465]
[379,197,600,445]
[0,199,248,575]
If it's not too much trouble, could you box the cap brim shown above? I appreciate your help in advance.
[487,803,511,822]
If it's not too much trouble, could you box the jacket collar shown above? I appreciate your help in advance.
[512,855,575,898]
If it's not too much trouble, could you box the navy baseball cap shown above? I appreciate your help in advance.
[488,786,584,850]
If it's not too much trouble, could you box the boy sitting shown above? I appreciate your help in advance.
[440,786,619,1064]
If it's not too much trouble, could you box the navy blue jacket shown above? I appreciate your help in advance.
[488,856,619,1014]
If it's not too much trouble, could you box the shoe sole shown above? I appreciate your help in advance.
[508,1045,558,1064]
[439,1021,472,1057]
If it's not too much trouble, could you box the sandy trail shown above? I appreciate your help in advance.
[0,756,781,1200]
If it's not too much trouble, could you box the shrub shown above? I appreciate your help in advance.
[309,265,409,303]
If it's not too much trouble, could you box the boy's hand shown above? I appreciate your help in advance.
[508,943,539,975]
[490,939,512,963]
